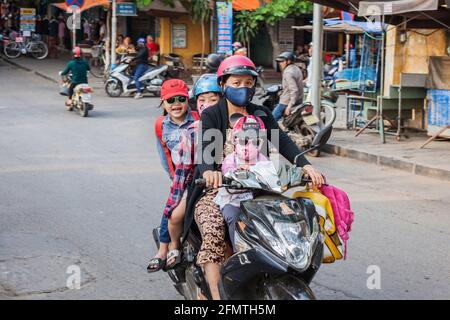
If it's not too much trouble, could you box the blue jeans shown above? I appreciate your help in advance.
[272,103,287,121]
[159,214,170,244]
[134,63,148,93]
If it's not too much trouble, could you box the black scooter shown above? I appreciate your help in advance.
[152,126,333,300]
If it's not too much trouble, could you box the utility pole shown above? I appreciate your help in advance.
[311,4,323,127]
[111,0,117,69]
[72,11,76,49]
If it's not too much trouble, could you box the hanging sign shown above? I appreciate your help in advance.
[117,2,137,16]
[20,8,36,32]
[216,1,233,55]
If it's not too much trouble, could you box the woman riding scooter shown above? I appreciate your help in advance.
[182,55,325,299]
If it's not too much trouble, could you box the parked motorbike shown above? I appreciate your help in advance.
[104,57,168,97]
[260,85,337,157]
[255,65,266,96]
[59,74,94,117]
[261,84,282,111]
[161,53,185,78]
[153,125,333,300]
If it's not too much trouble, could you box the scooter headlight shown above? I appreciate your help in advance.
[253,220,285,258]
[273,220,318,270]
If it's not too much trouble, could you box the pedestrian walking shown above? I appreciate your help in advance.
[58,17,65,49]
[48,16,58,58]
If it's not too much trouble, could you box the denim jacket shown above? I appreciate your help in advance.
[156,111,196,178]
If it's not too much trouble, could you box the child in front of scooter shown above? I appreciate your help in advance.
[214,115,268,251]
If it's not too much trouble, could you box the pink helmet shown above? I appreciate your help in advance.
[232,115,265,138]
[216,55,258,84]
[232,41,243,48]
[73,46,82,57]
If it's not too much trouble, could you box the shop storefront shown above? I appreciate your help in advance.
[137,0,211,70]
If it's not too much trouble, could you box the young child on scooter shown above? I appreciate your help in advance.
[148,75,222,272]
[148,79,198,273]
[214,115,268,251]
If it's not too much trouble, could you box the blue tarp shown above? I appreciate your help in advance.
[428,89,450,126]
[323,18,385,34]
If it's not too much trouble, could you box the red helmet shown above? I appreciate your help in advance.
[217,55,258,84]
[73,46,81,57]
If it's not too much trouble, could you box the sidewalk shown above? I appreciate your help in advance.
[324,128,450,182]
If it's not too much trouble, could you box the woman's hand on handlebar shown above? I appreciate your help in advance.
[203,170,222,189]
[302,165,325,188]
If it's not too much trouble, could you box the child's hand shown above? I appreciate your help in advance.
[238,164,250,170]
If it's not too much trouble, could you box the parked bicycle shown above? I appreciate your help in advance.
[3,34,48,60]
[86,43,107,79]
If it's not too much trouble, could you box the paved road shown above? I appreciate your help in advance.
[1,60,450,300]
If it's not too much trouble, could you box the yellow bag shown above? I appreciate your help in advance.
[292,187,343,263]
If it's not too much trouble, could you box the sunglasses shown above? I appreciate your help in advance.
[235,136,263,147]
[166,96,187,104]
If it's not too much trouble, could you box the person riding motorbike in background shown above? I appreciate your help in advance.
[132,38,149,99]
[60,46,90,107]
[272,51,304,121]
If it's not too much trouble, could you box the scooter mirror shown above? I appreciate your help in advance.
[311,125,333,148]
[253,110,268,118]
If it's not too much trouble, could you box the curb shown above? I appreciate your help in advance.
[0,55,33,72]
[0,55,58,83]
[34,71,58,84]
[323,143,450,182]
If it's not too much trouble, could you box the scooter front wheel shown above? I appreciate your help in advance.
[105,79,123,97]
[262,275,316,300]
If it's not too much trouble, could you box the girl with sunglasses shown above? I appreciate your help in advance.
[214,115,268,251]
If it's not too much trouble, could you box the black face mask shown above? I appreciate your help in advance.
[224,86,255,107]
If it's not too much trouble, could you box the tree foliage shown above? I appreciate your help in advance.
[234,0,313,44]
[136,0,176,10]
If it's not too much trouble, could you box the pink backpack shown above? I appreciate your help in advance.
[319,184,354,259]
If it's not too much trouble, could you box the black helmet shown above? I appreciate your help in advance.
[275,51,296,63]
[206,53,224,72]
